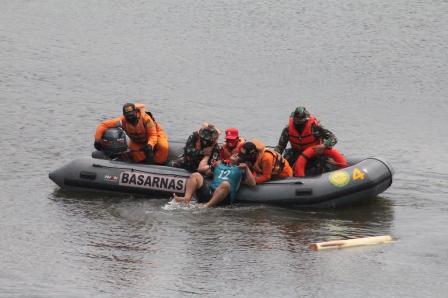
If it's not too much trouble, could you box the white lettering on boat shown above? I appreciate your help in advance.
[119,172,186,193]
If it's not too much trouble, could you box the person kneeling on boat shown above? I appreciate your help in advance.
[274,106,344,176]
[170,123,221,172]
[238,140,292,184]
[173,155,256,208]
[220,128,245,161]
[94,103,169,165]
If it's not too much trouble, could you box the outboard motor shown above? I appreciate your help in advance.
[92,128,128,160]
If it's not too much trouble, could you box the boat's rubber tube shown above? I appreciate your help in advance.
[49,156,393,208]
[237,157,392,207]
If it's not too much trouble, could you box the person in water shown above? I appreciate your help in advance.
[94,103,169,164]
[173,155,256,208]
[238,140,292,184]
[170,123,221,172]
[274,106,338,175]
[220,128,245,161]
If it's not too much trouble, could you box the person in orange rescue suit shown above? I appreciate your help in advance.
[94,103,169,165]
[220,128,245,161]
[170,123,221,172]
[274,106,337,175]
[238,140,292,184]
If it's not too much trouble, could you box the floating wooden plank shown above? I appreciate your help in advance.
[309,235,393,251]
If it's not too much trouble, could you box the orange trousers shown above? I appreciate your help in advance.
[129,135,169,165]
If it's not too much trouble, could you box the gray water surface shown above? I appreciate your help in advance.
[1,1,447,297]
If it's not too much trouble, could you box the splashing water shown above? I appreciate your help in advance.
[162,198,203,211]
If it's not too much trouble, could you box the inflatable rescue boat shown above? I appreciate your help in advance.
[49,139,393,208]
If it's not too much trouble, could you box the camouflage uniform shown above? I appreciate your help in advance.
[171,131,221,172]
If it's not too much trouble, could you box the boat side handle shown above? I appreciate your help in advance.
[80,171,96,180]
[295,188,313,196]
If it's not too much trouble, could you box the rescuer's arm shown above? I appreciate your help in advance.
[312,123,337,148]
[274,126,289,154]
[94,116,123,141]
[144,115,158,148]
[184,132,203,159]
[255,154,274,184]
[239,163,256,187]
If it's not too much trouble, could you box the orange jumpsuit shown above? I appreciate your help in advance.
[253,150,293,183]
[95,106,168,164]
[250,140,292,184]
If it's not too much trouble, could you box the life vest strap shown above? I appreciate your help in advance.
[265,149,286,173]
[300,152,310,161]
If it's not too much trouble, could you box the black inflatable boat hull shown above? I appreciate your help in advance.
[49,156,393,208]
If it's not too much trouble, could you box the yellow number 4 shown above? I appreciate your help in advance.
[352,168,365,180]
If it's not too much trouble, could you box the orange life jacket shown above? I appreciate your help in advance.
[288,115,321,150]
[252,139,287,176]
[121,111,154,144]
[220,138,245,160]
[135,103,166,138]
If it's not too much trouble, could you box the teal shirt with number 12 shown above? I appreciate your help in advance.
[210,163,243,203]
